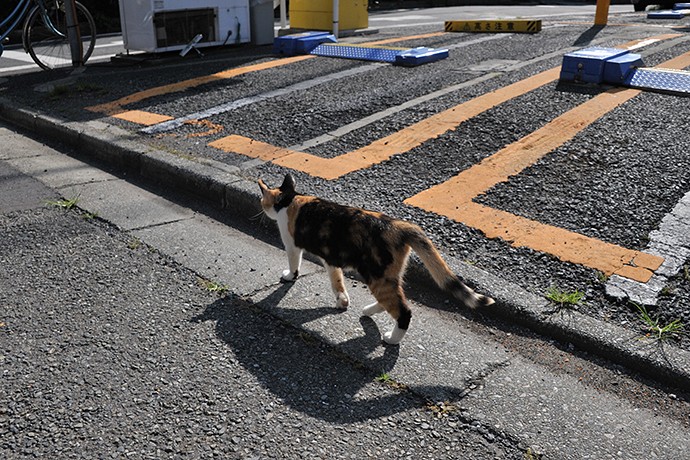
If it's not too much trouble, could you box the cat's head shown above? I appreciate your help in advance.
[258,174,297,220]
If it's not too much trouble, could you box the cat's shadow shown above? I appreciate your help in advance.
[191,283,464,423]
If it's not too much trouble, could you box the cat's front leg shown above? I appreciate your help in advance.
[281,246,303,283]
[277,214,302,283]
[325,264,349,309]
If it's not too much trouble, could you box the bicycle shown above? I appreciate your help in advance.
[0,0,96,70]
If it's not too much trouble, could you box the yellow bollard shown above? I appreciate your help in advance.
[595,0,611,25]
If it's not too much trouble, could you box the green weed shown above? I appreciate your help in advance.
[634,303,684,342]
[47,85,70,100]
[198,278,228,296]
[376,373,392,383]
[127,238,142,250]
[48,82,107,100]
[46,197,79,210]
[546,286,584,308]
[524,447,544,460]
[375,372,407,391]
[595,271,609,284]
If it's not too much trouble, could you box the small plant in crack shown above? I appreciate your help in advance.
[198,278,229,296]
[375,373,407,391]
[426,401,458,418]
[545,286,584,310]
[634,303,685,342]
[46,196,79,210]
[524,447,544,460]
[595,270,609,284]
[376,372,392,383]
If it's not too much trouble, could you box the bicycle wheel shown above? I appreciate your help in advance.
[22,1,96,70]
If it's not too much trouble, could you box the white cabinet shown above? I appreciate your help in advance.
[119,0,250,53]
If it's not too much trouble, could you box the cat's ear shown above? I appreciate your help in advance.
[258,178,269,194]
[279,174,296,193]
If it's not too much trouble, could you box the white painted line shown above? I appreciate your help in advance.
[141,63,387,134]
[606,191,690,305]
[371,15,435,22]
[142,33,508,135]
[2,49,35,64]
[94,40,124,49]
[0,52,114,75]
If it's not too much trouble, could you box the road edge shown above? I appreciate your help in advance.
[1,97,688,390]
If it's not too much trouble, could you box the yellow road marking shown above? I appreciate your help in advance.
[213,67,561,179]
[212,35,679,181]
[405,50,690,282]
[85,32,446,121]
[86,55,315,116]
[113,110,173,126]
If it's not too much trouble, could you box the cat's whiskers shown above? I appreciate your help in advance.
[249,210,266,222]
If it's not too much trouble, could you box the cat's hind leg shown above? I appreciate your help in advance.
[325,264,349,309]
[362,302,384,316]
[368,279,411,345]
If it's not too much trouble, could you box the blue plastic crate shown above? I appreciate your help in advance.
[395,47,449,67]
[560,47,630,83]
[273,32,337,56]
[647,10,685,19]
[603,52,644,83]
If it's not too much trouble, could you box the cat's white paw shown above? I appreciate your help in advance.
[280,269,298,283]
[362,302,384,317]
[383,326,406,345]
[336,292,350,309]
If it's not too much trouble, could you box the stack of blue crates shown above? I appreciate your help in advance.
[560,46,690,95]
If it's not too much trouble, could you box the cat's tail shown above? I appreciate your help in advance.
[403,225,495,309]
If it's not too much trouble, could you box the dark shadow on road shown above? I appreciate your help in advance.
[574,25,605,46]
[191,284,472,423]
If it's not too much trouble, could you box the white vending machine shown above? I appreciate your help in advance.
[119,0,251,53]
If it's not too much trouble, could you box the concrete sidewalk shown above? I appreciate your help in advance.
[1,87,689,392]
[2,121,688,458]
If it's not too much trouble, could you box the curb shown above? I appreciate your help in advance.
[1,97,688,390]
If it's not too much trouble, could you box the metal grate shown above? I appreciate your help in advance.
[310,44,404,63]
[624,68,690,95]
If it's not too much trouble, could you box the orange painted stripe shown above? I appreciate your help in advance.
[453,202,662,281]
[85,32,446,118]
[415,87,641,205]
[405,50,690,282]
[405,87,665,282]
[214,67,561,179]
[113,110,174,126]
[209,135,296,162]
[86,55,315,115]
[215,34,680,180]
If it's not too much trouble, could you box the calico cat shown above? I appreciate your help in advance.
[258,174,494,345]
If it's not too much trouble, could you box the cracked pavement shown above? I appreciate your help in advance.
[2,123,689,459]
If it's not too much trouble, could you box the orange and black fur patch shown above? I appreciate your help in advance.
[258,174,494,345]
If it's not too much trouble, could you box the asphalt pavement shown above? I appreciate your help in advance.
[2,5,690,459]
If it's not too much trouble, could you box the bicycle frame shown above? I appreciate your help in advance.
[0,0,65,55]
[35,0,67,38]
[0,0,95,69]
[0,0,32,43]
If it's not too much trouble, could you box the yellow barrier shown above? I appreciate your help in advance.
[445,19,542,34]
[290,0,368,32]
[595,0,611,25]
